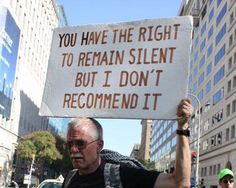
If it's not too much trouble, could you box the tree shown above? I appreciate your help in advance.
[139,159,156,170]
[16,131,62,178]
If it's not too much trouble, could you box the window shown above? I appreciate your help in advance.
[228,57,233,70]
[213,88,224,105]
[227,80,232,92]
[206,62,212,76]
[230,12,234,24]
[208,26,214,40]
[214,66,225,85]
[233,76,236,88]
[217,0,222,7]
[199,73,204,85]
[226,128,230,141]
[194,36,199,48]
[227,104,231,117]
[215,23,226,46]
[207,44,213,57]
[200,39,206,52]
[199,56,205,69]
[231,125,235,139]
[194,67,198,77]
[201,22,206,36]
[215,45,225,65]
[217,132,222,145]
[211,135,216,147]
[198,89,204,100]
[229,34,233,47]
[216,3,227,26]
[232,100,236,113]
[205,80,211,94]
[208,8,214,23]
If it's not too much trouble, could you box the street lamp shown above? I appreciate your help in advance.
[188,92,200,187]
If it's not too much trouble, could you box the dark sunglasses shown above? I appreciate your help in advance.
[222,179,234,184]
[67,139,99,149]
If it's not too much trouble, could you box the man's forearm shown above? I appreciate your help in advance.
[174,122,191,187]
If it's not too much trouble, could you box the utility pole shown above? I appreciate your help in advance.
[27,154,35,188]
[188,92,201,188]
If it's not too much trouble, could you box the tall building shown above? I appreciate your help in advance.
[178,0,236,187]
[0,0,60,186]
[138,119,152,161]
[150,120,178,172]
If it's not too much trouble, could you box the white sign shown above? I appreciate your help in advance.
[40,16,193,119]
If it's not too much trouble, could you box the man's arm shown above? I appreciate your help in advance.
[154,99,193,188]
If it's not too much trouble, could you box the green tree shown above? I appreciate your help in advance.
[17,131,62,178]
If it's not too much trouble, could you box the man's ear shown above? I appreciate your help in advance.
[97,140,104,153]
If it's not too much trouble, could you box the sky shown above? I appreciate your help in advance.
[56,0,183,156]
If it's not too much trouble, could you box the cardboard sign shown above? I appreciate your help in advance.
[40,16,193,119]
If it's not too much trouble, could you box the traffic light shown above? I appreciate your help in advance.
[191,151,197,165]
[200,178,204,185]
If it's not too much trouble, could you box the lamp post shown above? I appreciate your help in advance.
[188,93,200,188]
[27,154,35,188]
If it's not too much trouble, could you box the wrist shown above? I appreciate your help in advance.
[176,128,190,137]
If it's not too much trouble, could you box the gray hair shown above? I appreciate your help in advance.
[67,118,103,140]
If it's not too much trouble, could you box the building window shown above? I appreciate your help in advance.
[215,45,225,65]
[201,22,206,36]
[216,23,226,46]
[228,57,233,70]
[217,0,222,7]
[214,66,225,85]
[213,88,224,105]
[216,3,227,26]
[233,76,236,88]
[227,80,232,93]
[205,80,211,94]
[200,39,206,52]
[232,100,236,113]
[230,12,234,24]
[199,55,205,69]
[231,125,235,139]
[227,104,231,117]
[199,73,204,85]
[211,135,216,147]
[207,44,213,57]
[206,62,212,76]
[208,26,214,40]
[226,128,230,141]
[217,132,222,145]
[229,34,233,47]
[208,8,214,23]
[203,140,208,151]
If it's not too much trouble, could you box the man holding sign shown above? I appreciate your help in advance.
[62,98,193,188]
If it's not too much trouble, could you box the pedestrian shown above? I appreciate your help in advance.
[218,168,234,188]
[63,99,193,188]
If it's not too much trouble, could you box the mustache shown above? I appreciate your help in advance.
[70,153,83,159]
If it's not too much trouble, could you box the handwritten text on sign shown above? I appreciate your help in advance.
[40,16,193,119]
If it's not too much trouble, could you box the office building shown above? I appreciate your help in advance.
[178,0,236,187]
[0,0,61,185]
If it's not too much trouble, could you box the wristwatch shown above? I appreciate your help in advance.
[176,128,190,137]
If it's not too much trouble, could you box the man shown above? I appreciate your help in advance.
[218,168,234,188]
[63,99,193,188]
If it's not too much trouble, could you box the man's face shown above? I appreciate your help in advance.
[219,175,234,188]
[67,120,103,174]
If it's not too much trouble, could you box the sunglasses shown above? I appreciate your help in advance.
[67,139,99,150]
[222,179,234,184]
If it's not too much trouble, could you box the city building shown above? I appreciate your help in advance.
[178,0,236,187]
[130,144,140,159]
[150,1,236,187]
[0,0,66,186]
[150,120,178,172]
[138,119,152,161]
